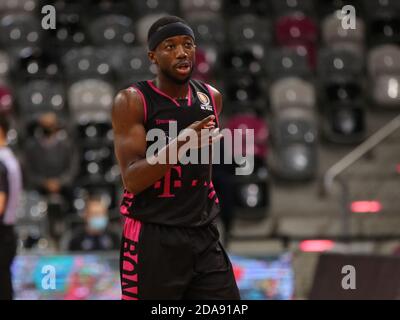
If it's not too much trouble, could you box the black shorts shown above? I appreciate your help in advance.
[120,217,240,300]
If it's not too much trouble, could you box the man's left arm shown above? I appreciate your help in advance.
[0,162,8,216]
[207,85,223,118]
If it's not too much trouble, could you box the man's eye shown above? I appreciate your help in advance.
[166,45,174,49]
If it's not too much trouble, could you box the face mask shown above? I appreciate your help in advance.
[42,127,56,137]
[88,216,108,232]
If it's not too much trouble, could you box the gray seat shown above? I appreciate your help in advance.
[68,79,114,123]
[270,77,316,112]
[368,45,400,108]
[0,13,42,48]
[109,46,155,83]
[318,47,363,79]
[0,0,37,14]
[186,13,225,45]
[367,45,400,76]
[270,0,315,17]
[89,14,136,46]
[180,0,222,14]
[274,107,316,142]
[131,0,178,16]
[363,0,400,19]
[62,46,112,81]
[0,50,11,79]
[228,14,271,45]
[322,12,365,57]
[270,108,318,180]
[18,80,66,117]
[372,75,400,107]
[265,47,311,79]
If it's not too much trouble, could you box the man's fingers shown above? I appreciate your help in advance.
[196,115,215,128]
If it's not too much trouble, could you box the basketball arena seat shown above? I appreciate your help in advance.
[110,46,155,87]
[316,0,362,19]
[88,14,136,47]
[0,50,11,80]
[86,0,132,15]
[68,78,114,123]
[269,107,318,181]
[222,44,266,77]
[0,84,13,115]
[185,13,226,46]
[11,46,61,81]
[222,0,270,16]
[180,0,222,15]
[191,46,214,82]
[367,44,400,108]
[0,0,37,14]
[17,79,66,122]
[225,113,270,216]
[48,12,88,55]
[363,0,400,19]
[0,13,42,49]
[265,47,311,81]
[318,48,366,143]
[270,76,316,112]
[225,112,269,160]
[62,47,113,82]
[224,74,264,112]
[228,14,272,47]
[368,15,400,46]
[232,157,270,216]
[364,0,400,47]
[131,0,178,16]
[275,13,318,69]
[321,12,366,57]
[322,99,366,144]
[270,0,315,18]
[14,190,50,250]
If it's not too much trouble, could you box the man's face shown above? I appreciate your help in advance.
[149,35,196,84]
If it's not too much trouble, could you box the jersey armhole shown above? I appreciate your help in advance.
[129,85,148,124]
[205,84,220,128]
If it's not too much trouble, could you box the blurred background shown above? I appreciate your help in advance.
[1,0,400,300]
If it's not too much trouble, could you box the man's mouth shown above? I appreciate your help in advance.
[175,61,191,74]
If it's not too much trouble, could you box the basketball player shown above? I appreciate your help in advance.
[112,16,240,300]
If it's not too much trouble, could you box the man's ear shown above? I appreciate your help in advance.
[148,51,157,64]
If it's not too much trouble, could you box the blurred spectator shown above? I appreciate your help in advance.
[63,195,120,252]
[0,117,22,300]
[23,112,79,239]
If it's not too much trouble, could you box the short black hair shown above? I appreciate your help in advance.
[0,116,10,136]
[147,15,189,44]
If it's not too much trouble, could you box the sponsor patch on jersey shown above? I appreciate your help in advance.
[197,92,213,111]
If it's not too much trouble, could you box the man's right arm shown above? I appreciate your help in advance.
[112,88,183,195]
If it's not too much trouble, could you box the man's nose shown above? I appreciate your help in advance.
[176,45,188,58]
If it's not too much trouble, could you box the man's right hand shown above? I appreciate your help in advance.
[179,115,223,150]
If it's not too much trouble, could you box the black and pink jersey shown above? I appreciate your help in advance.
[119,79,220,227]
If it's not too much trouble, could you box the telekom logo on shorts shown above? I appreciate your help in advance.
[145,122,255,176]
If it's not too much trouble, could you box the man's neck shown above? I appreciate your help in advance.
[155,75,189,99]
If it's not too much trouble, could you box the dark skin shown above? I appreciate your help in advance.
[112,34,223,195]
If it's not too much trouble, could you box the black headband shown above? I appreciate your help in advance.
[148,22,195,51]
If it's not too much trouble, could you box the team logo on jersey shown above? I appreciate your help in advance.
[197,92,213,111]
